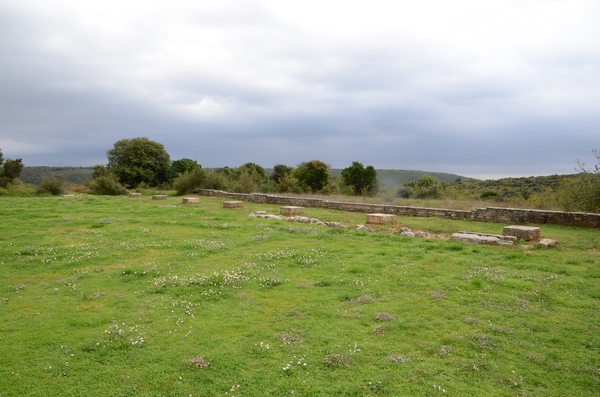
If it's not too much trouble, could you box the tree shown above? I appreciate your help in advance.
[271,164,293,184]
[2,158,24,180]
[106,137,171,188]
[238,163,267,182]
[405,175,440,199]
[0,149,24,186]
[341,161,378,195]
[293,160,330,193]
[171,158,201,179]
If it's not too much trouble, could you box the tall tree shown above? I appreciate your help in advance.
[293,160,330,193]
[271,164,293,184]
[2,158,24,180]
[341,161,378,195]
[106,137,171,188]
[171,158,201,178]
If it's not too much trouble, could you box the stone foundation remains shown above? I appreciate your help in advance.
[195,189,600,228]
[502,225,541,241]
[223,201,244,208]
[366,213,396,224]
[152,195,167,200]
[280,206,304,215]
[182,197,199,203]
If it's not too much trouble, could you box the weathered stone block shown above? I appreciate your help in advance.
[502,225,541,241]
[129,193,142,197]
[223,201,244,208]
[537,238,558,248]
[366,213,396,224]
[182,197,199,203]
[60,194,74,198]
[451,233,514,246]
[152,195,167,200]
[280,206,304,215]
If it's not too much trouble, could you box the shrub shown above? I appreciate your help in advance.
[173,169,207,195]
[480,191,498,200]
[556,150,600,213]
[88,174,127,195]
[37,174,65,195]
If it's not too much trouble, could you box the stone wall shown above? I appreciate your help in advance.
[196,189,600,228]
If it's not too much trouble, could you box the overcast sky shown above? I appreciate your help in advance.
[1,0,599,179]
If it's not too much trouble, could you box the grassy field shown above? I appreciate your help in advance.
[0,195,598,396]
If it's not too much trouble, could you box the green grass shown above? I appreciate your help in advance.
[0,196,598,396]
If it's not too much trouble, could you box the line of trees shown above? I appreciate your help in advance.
[85,137,380,196]
[4,139,598,214]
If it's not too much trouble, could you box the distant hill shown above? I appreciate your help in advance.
[19,167,94,185]
[455,174,576,200]
[330,169,476,189]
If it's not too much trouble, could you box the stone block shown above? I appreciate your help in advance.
[537,238,558,248]
[280,206,304,215]
[223,201,244,208]
[366,213,396,224]
[60,194,74,198]
[182,197,199,203]
[502,225,541,241]
[152,195,167,200]
[451,233,514,246]
[129,193,142,197]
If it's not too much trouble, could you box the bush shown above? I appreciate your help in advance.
[37,174,65,195]
[173,169,207,195]
[556,149,600,213]
[396,186,413,198]
[88,174,127,195]
[480,191,499,200]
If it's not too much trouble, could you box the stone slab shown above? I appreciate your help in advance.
[223,201,244,208]
[451,232,514,246]
[182,197,199,203]
[366,213,396,224]
[537,238,558,248]
[129,193,142,197]
[458,231,516,242]
[280,206,304,215]
[60,194,74,198]
[502,225,541,241]
[152,195,167,200]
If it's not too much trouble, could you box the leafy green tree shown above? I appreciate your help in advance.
[106,137,171,188]
[2,158,24,180]
[293,160,330,193]
[238,163,267,181]
[341,161,378,195]
[171,158,201,179]
[92,165,109,179]
[271,164,293,184]
[0,148,4,167]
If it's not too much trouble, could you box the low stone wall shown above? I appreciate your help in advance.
[195,189,600,228]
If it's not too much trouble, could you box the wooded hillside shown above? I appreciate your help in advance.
[19,167,94,185]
